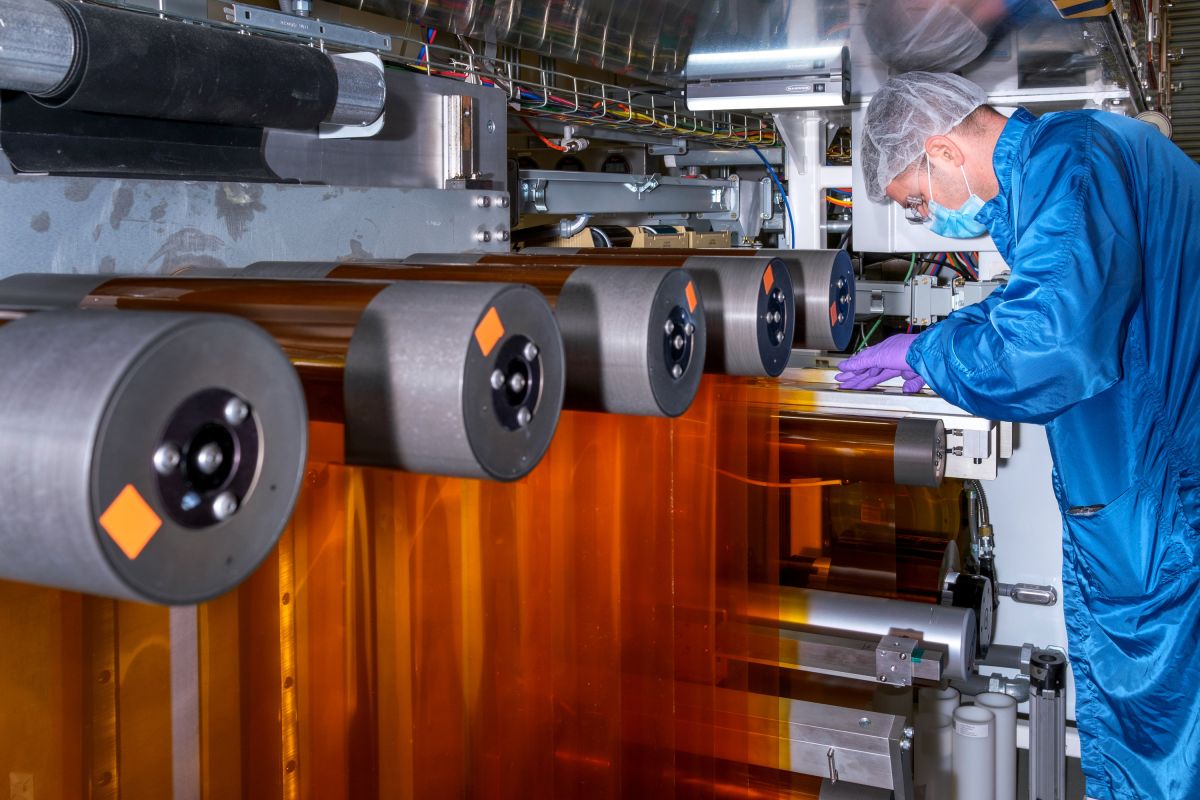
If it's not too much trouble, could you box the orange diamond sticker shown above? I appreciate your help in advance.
[99,484,162,561]
[474,306,505,357]
[830,302,839,328]
[762,265,775,294]
[685,281,698,313]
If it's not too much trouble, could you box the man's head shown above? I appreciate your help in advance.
[863,0,1011,73]
[862,72,1006,218]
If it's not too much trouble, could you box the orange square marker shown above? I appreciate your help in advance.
[762,265,775,294]
[685,281,698,313]
[99,484,163,560]
[474,307,505,357]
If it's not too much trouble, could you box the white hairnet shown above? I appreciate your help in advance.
[863,0,989,73]
[861,72,989,203]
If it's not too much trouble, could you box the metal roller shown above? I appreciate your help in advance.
[770,412,946,487]
[343,282,563,479]
[198,260,706,418]
[523,246,856,351]
[745,586,978,682]
[0,310,307,604]
[405,251,790,377]
[0,273,566,481]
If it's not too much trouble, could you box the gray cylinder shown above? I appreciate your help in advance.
[239,260,706,418]
[679,256,794,376]
[343,281,564,480]
[556,266,705,417]
[0,310,307,604]
[328,56,386,127]
[773,249,856,351]
[777,588,977,682]
[894,417,947,488]
[0,0,75,94]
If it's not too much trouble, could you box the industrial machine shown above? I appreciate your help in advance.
[0,0,1174,798]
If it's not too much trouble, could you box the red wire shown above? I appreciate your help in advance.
[518,116,567,152]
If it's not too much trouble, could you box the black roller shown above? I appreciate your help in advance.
[36,0,340,130]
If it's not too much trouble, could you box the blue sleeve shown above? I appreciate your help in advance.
[906,115,1143,424]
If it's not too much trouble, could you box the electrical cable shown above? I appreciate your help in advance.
[750,144,795,248]
[518,115,567,151]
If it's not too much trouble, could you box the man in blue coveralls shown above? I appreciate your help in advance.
[840,71,1200,798]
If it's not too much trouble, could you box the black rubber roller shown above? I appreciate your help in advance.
[0,310,307,604]
[893,417,947,488]
[36,0,340,129]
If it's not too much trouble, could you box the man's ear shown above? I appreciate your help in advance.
[924,135,965,167]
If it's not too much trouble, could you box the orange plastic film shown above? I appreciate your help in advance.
[326,262,578,305]
[79,277,387,422]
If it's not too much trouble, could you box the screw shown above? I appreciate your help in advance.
[181,491,201,512]
[194,442,224,475]
[490,369,505,390]
[859,717,871,729]
[476,196,492,208]
[877,675,887,682]
[498,196,510,208]
[903,726,915,738]
[508,372,527,394]
[684,322,695,336]
[486,120,496,134]
[497,229,511,242]
[516,407,532,427]
[476,230,492,243]
[673,335,685,350]
[900,652,908,661]
[671,364,683,379]
[664,319,675,335]
[900,739,912,751]
[837,313,845,323]
[154,443,181,475]
[523,341,539,361]
[837,278,846,290]
[775,331,785,344]
[212,491,239,521]
[224,397,249,426]
[773,288,785,303]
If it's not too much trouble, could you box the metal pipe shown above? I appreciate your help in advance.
[744,586,977,682]
[0,309,307,603]
[0,0,74,94]
[557,212,593,239]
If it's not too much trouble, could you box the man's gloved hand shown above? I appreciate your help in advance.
[835,334,926,393]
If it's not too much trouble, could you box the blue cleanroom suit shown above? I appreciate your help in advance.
[906,108,1200,798]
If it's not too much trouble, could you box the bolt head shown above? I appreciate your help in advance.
[508,372,527,394]
[522,342,539,361]
[476,196,492,208]
[486,120,497,134]
[673,335,685,350]
[498,195,511,208]
[154,443,181,475]
[497,229,511,242]
[490,369,505,390]
[671,364,683,379]
[476,230,492,243]
[684,322,695,336]
[858,717,871,728]
[516,407,532,427]
[223,397,250,426]
[664,319,675,335]
[212,491,239,521]
[900,739,912,751]
[195,442,224,475]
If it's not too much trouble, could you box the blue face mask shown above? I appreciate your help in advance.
[927,160,989,239]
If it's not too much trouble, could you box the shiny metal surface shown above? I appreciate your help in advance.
[0,0,74,94]
[777,249,855,351]
[343,281,565,480]
[555,266,704,417]
[328,55,386,126]
[747,587,977,683]
[680,256,794,376]
[0,310,307,603]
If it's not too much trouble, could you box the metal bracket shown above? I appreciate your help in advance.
[875,634,919,687]
[648,138,688,156]
[998,583,1059,606]
[224,3,392,50]
[522,179,549,213]
[623,173,662,197]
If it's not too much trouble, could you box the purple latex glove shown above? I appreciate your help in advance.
[836,334,926,393]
